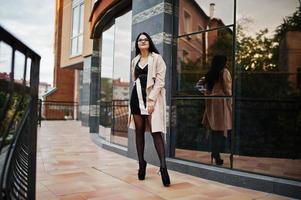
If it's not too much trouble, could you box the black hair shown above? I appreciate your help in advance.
[135,32,160,56]
[205,55,227,91]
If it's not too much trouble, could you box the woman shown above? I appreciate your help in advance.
[128,32,170,186]
[202,55,232,165]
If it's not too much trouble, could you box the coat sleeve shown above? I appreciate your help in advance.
[223,69,232,96]
[148,55,166,102]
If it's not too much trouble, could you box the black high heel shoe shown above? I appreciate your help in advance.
[138,160,147,180]
[211,153,224,165]
[215,158,224,165]
[160,167,170,187]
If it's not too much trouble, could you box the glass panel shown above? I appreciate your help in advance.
[0,92,29,148]
[99,24,115,141]
[25,58,31,86]
[14,51,25,84]
[72,6,80,37]
[172,99,232,167]
[111,11,132,147]
[0,42,13,110]
[235,0,301,180]
[175,27,233,96]
[178,0,234,36]
[78,35,83,54]
[79,3,84,34]
[71,37,78,56]
[0,42,12,75]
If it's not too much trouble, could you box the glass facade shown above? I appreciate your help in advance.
[173,0,301,180]
[92,0,300,185]
[98,10,132,147]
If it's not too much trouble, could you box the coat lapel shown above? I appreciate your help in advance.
[133,54,141,68]
[147,53,155,89]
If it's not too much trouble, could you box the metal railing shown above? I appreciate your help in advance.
[38,100,78,122]
[112,100,128,137]
[99,100,129,137]
[0,26,40,200]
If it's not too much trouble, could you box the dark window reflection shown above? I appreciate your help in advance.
[173,99,232,167]
[174,0,301,180]
[235,0,301,180]
[176,27,233,96]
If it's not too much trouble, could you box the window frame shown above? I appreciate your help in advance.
[70,0,85,57]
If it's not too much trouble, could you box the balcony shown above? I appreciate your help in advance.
[36,120,290,199]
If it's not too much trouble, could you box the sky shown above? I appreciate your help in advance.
[0,0,299,86]
[196,0,300,37]
[0,0,54,85]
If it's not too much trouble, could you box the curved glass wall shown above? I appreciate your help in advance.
[99,10,132,147]
[173,0,301,180]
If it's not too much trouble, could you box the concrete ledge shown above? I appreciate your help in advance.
[90,133,127,157]
[167,158,301,199]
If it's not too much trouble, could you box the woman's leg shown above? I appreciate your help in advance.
[133,115,146,165]
[216,131,224,158]
[211,131,218,160]
[150,131,170,186]
[146,116,167,168]
[146,116,170,186]
[151,132,167,168]
[211,131,224,165]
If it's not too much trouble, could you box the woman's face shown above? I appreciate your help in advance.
[137,34,149,51]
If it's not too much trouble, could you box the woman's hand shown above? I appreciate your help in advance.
[147,100,155,114]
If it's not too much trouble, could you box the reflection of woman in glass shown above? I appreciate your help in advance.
[128,32,170,186]
[202,55,232,165]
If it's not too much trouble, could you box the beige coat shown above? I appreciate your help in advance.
[128,52,167,134]
[202,68,232,137]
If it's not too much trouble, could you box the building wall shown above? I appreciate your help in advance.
[45,0,75,103]
[47,0,95,119]
[60,0,93,68]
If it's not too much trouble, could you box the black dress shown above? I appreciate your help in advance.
[130,60,148,115]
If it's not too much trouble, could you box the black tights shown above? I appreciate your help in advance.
[133,114,167,168]
[211,131,224,159]
[211,130,232,159]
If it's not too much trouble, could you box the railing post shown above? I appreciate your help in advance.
[27,56,40,200]
[38,99,42,126]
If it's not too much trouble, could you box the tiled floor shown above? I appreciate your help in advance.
[36,121,292,200]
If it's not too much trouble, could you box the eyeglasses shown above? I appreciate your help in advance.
[138,38,149,43]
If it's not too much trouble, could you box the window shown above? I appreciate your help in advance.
[196,25,203,42]
[99,10,132,147]
[71,0,84,56]
[182,49,189,63]
[184,11,191,34]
